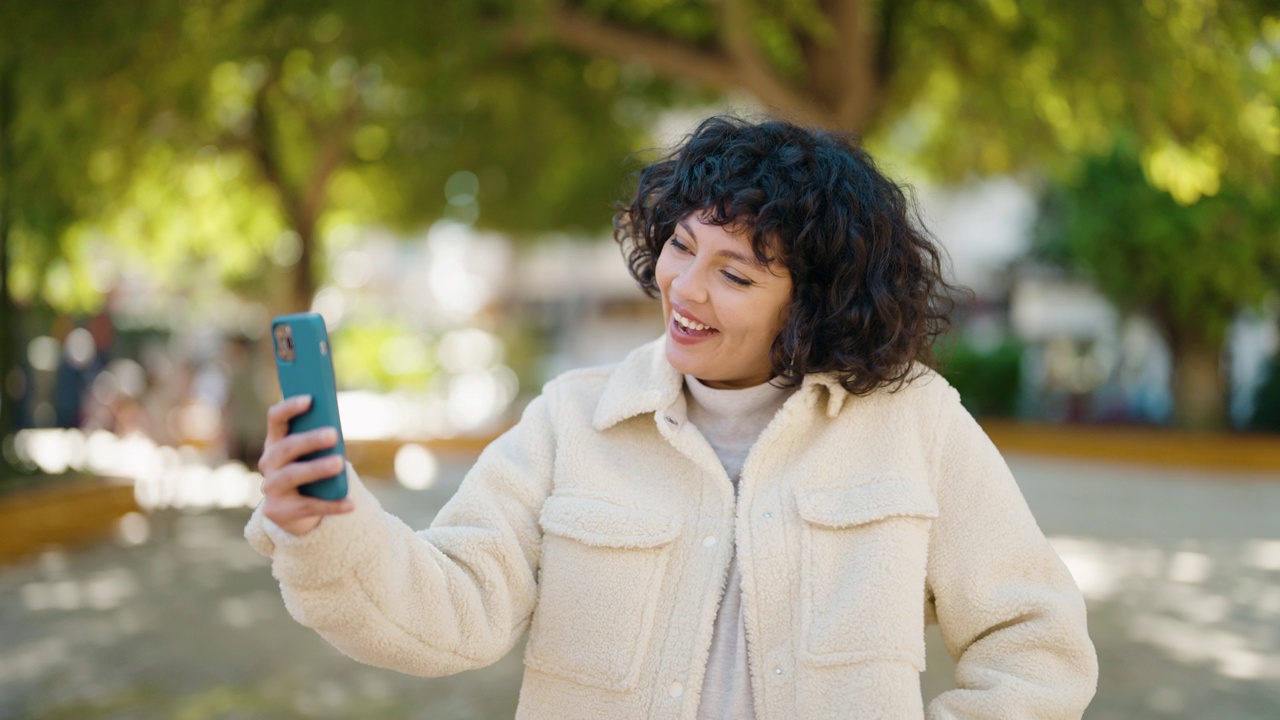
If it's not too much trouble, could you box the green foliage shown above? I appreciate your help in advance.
[5,0,1277,316]
[1034,144,1280,347]
[0,1,181,312]
[329,323,438,391]
[3,0,1277,407]
[570,0,1279,199]
[883,1,1279,190]
[936,336,1025,418]
[1,0,684,315]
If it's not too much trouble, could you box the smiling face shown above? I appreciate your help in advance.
[655,214,793,389]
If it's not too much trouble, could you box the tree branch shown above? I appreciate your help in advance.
[546,6,739,91]
[718,0,833,127]
[298,97,357,225]
[546,4,831,127]
[247,70,298,220]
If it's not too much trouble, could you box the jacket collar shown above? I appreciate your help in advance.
[591,337,852,431]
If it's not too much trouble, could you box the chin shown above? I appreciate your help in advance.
[663,341,701,376]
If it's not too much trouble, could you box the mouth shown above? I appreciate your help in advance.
[670,306,719,338]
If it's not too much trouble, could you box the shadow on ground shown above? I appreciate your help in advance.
[2,454,1278,719]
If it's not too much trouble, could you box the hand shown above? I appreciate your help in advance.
[257,395,354,536]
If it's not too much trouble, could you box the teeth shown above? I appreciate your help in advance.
[673,309,712,332]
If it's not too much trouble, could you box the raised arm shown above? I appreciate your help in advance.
[924,390,1098,719]
[245,393,557,677]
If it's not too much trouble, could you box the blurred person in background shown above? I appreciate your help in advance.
[139,340,184,446]
[247,116,1097,718]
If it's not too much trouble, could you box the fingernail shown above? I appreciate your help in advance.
[297,394,312,405]
[326,428,339,442]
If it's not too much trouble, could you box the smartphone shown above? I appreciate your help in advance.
[271,312,348,500]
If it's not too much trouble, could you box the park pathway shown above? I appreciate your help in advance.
[1,452,1278,719]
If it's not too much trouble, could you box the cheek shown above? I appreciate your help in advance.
[653,252,675,293]
[745,290,791,344]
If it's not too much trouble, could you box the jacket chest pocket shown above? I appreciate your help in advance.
[795,479,937,670]
[525,495,680,692]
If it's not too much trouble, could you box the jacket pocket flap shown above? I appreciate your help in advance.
[540,495,679,549]
[796,478,938,529]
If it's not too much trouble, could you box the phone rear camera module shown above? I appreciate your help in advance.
[274,324,296,363]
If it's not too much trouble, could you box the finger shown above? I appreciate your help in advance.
[265,395,312,445]
[258,425,338,474]
[262,454,346,494]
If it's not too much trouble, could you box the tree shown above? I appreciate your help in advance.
[1034,146,1280,429]
[0,2,175,452]
[0,0,688,454]
[0,65,16,449]
[536,1,1280,427]
[3,0,1277,440]
[5,0,678,314]
[536,1,1277,182]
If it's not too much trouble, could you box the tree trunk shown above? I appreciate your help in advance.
[0,62,20,468]
[292,216,316,314]
[247,72,345,315]
[1168,329,1227,430]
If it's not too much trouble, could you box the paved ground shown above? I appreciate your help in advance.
[1,452,1278,719]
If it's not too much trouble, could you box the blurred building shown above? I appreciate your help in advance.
[506,238,659,380]
[84,181,1273,438]
[922,179,1277,427]
[492,177,1278,428]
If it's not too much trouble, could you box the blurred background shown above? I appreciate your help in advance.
[1,0,1278,718]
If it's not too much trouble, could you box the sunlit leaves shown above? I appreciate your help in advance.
[96,145,286,297]
[1142,138,1225,205]
[1035,145,1280,347]
[886,0,1275,193]
[2,0,686,316]
[329,322,438,391]
[10,0,1275,322]
[1241,94,1280,154]
[208,61,267,136]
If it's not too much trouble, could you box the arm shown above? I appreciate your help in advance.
[924,389,1098,719]
[244,393,557,677]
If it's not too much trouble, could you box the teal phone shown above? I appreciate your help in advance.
[271,313,348,500]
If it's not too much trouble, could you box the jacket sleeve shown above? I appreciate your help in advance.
[243,392,557,677]
[923,388,1098,719]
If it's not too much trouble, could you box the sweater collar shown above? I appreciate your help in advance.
[591,337,852,431]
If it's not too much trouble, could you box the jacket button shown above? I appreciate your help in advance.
[762,512,773,519]
[669,681,684,697]
[774,667,783,676]
[703,536,717,547]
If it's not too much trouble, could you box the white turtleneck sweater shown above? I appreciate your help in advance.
[684,375,796,720]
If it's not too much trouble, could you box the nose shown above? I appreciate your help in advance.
[670,261,708,304]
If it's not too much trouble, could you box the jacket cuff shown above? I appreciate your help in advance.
[242,463,385,588]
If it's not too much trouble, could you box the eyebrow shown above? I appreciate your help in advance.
[677,220,761,267]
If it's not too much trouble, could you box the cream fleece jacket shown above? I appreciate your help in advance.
[246,338,1098,719]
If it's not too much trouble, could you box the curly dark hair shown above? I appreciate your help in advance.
[614,115,964,395]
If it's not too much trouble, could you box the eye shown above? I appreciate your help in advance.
[722,271,753,287]
[668,236,690,252]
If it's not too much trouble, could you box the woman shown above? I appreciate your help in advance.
[247,116,1098,718]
